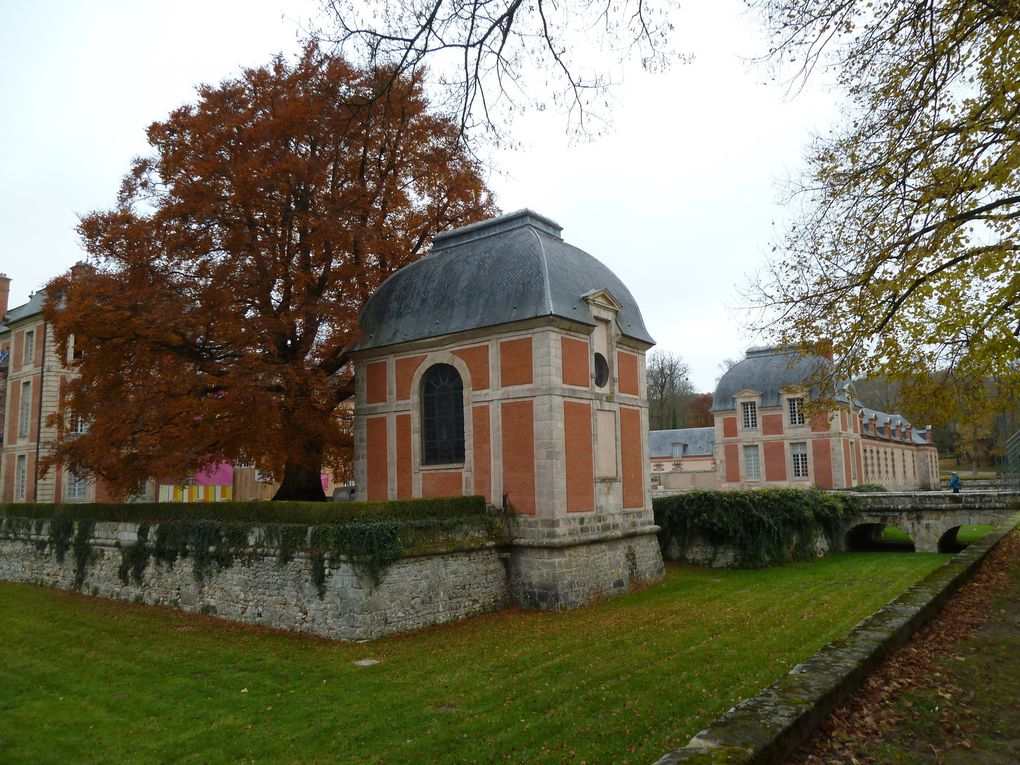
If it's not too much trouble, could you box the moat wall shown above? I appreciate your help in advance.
[0,518,509,641]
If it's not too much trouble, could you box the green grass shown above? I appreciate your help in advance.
[0,554,949,764]
[880,525,913,544]
[880,524,995,547]
[957,524,995,545]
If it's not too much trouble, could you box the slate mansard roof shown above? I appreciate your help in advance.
[712,346,851,412]
[1,290,46,331]
[356,209,654,352]
[860,406,930,445]
[649,428,715,459]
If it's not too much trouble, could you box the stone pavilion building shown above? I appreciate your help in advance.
[350,209,665,609]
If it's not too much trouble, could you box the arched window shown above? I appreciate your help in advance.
[421,363,465,464]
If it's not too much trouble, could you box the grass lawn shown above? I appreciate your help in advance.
[0,553,949,764]
[880,524,995,547]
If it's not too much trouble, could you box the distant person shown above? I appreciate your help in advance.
[950,472,961,493]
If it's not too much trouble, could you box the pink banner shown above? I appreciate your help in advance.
[193,461,233,486]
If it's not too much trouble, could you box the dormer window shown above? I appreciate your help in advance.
[788,397,805,426]
[741,401,758,429]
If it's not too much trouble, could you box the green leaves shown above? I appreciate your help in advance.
[654,488,860,568]
[751,0,1020,423]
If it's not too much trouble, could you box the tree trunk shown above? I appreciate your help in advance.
[272,459,327,501]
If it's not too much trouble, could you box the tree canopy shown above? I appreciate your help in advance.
[646,351,697,430]
[749,0,1020,419]
[45,42,495,500]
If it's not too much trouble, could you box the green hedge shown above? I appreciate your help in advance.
[0,495,487,525]
[652,489,860,568]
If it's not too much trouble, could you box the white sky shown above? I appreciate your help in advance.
[0,0,839,392]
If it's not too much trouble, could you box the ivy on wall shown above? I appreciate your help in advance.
[653,489,860,568]
[1,497,507,595]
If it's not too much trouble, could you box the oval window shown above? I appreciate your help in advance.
[594,352,610,387]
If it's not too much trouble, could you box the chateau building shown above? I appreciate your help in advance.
[0,276,121,503]
[648,427,716,491]
[710,346,938,491]
[350,209,665,608]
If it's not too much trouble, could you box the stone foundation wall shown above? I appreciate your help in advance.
[0,519,509,641]
[664,530,832,568]
[509,530,664,610]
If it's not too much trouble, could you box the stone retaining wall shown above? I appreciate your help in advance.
[0,519,509,641]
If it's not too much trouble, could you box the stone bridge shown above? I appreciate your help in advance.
[848,491,1020,552]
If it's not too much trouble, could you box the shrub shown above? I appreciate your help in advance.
[845,483,888,492]
[0,496,486,525]
[653,489,860,568]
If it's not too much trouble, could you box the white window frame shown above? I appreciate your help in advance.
[67,473,89,500]
[24,329,35,365]
[70,415,88,435]
[741,401,758,429]
[788,397,805,426]
[15,455,27,500]
[743,445,761,480]
[791,442,809,478]
[19,380,31,438]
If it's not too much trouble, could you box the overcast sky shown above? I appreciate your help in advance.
[0,0,839,392]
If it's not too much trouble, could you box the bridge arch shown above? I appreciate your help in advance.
[845,522,915,552]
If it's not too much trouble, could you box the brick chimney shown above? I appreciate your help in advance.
[814,338,834,362]
[0,273,10,318]
[925,425,933,443]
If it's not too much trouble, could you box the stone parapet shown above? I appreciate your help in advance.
[0,519,509,641]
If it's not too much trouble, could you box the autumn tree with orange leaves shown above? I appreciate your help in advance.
[45,42,495,501]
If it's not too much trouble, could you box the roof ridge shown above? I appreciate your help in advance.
[530,225,555,317]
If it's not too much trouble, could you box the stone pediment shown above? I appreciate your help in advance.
[581,288,624,313]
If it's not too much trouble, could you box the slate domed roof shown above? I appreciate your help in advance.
[355,209,654,351]
[711,346,850,412]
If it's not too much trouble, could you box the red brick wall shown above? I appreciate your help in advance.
[764,441,787,481]
[1,454,13,501]
[472,404,491,503]
[561,337,589,387]
[453,345,490,390]
[724,443,740,483]
[395,355,425,401]
[563,401,594,512]
[422,471,462,498]
[762,413,784,436]
[395,413,412,499]
[723,417,737,438]
[812,439,833,489]
[6,381,19,446]
[366,361,387,404]
[620,406,644,508]
[12,330,22,373]
[617,351,639,396]
[501,400,535,514]
[366,416,388,500]
[811,411,830,432]
[499,337,533,387]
